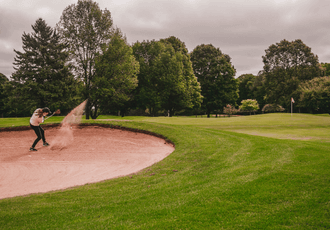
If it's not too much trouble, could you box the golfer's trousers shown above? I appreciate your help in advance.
[30,124,46,148]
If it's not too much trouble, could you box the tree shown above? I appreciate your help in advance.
[237,74,256,105]
[57,0,114,119]
[160,36,202,116]
[253,71,267,110]
[320,62,330,76]
[262,39,320,109]
[297,76,330,113]
[132,40,166,116]
[190,44,238,117]
[153,44,192,116]
[93,31,139,118]
[239,99,259,115]
[161,36,189,55]
[0,73,9,117]
[0,73,7,84]
[133,38,202,117]
[8,18,78,116]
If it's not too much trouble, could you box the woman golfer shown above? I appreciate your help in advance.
[29,107,51,151]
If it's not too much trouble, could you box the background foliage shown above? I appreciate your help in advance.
[0,0,329,117]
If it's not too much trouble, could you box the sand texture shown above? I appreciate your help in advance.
[0,125,174,199]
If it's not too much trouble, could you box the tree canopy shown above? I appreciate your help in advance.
[8,18,78,116]
[93,31,139,118]
[3,1,330,117]
[132,40,166,116]
[0,73,9,117]
[160,36,202,115]
[320,63,330,76]
[190,44,238,117]
[237,74,256,104]
[262,39,320,109]
[57,0,114,119]
[297,76,330,114]
[133,38,202,116]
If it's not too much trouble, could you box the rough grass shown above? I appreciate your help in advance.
[0,113,329,229]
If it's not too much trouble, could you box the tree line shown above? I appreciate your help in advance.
[237,39,330,114]
[1,0,329,118]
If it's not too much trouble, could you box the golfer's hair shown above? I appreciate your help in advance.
[36,109,43,117]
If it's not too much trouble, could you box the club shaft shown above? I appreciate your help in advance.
[44,112,55,120]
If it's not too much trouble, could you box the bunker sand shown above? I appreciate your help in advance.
[0,125,174,199]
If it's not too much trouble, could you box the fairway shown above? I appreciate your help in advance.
[0,113,329,229]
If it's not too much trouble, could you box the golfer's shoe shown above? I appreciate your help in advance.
[29,147,37,151]
[43,142,50,146]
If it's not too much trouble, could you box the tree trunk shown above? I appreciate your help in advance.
[85,99,91,120]
[85,99,90,119]
[168,109,173,117]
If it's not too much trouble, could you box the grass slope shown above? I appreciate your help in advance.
[0,114,329,229]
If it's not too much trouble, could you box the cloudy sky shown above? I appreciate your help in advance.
[1,0,329,78]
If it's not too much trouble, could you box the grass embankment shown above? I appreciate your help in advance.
[0,116,64,128]
[0,114,329,229]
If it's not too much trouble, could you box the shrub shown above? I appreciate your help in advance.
[262,104,285,113]
[239,99,259,115]
[223,104,239,117]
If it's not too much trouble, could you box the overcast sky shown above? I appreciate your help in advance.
[1,0,329,79]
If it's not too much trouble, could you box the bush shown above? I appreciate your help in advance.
[223,104,239,117]
[262,104,285,113]
[239,99,259,115]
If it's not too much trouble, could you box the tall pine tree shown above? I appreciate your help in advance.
[0,73,9,117]
[9,18,78,116]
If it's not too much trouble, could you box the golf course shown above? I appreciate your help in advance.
[0,113,329,229]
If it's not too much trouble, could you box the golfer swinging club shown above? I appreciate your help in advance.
[29,107,51,151]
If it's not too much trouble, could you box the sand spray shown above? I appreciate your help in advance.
[50,100,87,150]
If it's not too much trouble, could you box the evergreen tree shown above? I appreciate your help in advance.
[0,73,9,117]
[9,18,78,116]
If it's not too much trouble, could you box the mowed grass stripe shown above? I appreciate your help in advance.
[0,117,329,229]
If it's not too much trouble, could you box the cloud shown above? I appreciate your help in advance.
[108,0,330,76]
[0,0,329,78]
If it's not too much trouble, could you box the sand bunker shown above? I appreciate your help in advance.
[0,125,174,199]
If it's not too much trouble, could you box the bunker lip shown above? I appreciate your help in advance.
[0,124,175,199]
[0,123,175,146]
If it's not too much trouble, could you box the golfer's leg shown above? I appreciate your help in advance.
[39,126,46,143]
[31,125,42,148]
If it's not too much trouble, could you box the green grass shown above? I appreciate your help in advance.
[0,113,329,229]
[97,113,330,142]
[0,116,64,127]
